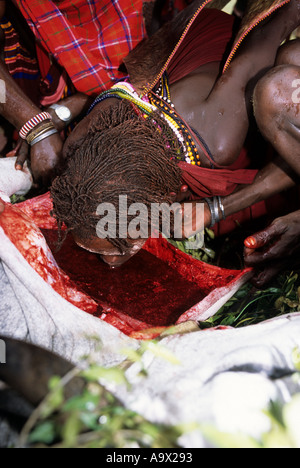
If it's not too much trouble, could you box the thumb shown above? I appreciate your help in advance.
[15,141,29,171]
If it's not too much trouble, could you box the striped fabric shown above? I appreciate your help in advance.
[0,19,42,105]
[14,0,148,96]
[1,21,39,81]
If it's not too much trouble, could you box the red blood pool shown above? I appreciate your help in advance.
[42,230,205,327]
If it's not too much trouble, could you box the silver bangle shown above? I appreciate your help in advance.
[218,196,226,220]
[30,128,59,146]
[205,197,220,227]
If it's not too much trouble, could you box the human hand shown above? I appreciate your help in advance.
[168,185,211,239]
[30,132,64,185]
[10,133,64,186]
[6,139,29,171]
[46,94,93,132]
[244,211,300,287]
[172,200,211,240]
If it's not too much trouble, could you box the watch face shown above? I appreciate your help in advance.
[56,106,72,121]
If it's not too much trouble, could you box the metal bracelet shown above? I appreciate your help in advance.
[205,197,220,228]
[30,128,59,146]
[218,196,226,220]
[26,122,56,145]
[212,196,221,225]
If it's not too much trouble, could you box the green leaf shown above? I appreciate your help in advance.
[62,390,99,412]
[121,347,144,363]
[283,298,299,309]
[61,411,82,447]
[81,365,128,386]
[283,394,300,448]
[79,412,100,431]
[29,421,57,445]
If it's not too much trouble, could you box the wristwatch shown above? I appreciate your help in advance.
[49,104,72,124]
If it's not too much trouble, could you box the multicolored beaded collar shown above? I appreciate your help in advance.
[88,75,202,167]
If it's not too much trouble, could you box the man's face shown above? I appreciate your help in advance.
[72,233,146,268]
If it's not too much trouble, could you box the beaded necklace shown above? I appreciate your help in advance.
[149,73,201,166]
[89,77,201,166]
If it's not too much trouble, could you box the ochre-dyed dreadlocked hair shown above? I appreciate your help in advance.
[51,100,183,251]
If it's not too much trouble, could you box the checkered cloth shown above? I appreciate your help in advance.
[14,0,148,96]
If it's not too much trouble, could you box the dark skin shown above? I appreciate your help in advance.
[209,37,300,287]
[65,0,300,268]
[0,57,63,185]
[239,40,300,286]
[170,7,300,288]
[3,1,300,273]
[0,0,92,185]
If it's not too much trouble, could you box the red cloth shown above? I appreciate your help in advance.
[178,161,257,199]
[168,9,235,84]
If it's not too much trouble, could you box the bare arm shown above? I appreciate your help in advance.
[199,1,300,166]
[47,93,93,132]
[0,58,42,131]
[0,57,65,184]
[222,158,298,219]
[0,55,94,184]
[181,158,297,239]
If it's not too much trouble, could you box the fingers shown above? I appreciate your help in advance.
[251,262,284,288]
[244,221,286,250]
[250,254,300,288]
[177,202,209,239]
[244,220,288,266]
[6,139,29,171]
[244,237,290,266]
[15,141,29,171]
[170,185,190,203]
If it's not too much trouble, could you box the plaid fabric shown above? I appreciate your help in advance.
[14,0,148,96]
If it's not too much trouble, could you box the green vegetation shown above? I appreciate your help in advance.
[207,271,300,328]
[19,342,189,449]
[18,342,300,448]
[173,230,300,329]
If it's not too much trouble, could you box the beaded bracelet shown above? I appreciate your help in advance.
[19,112,53,140]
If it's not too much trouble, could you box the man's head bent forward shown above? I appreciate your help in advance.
[50,100,182,267]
